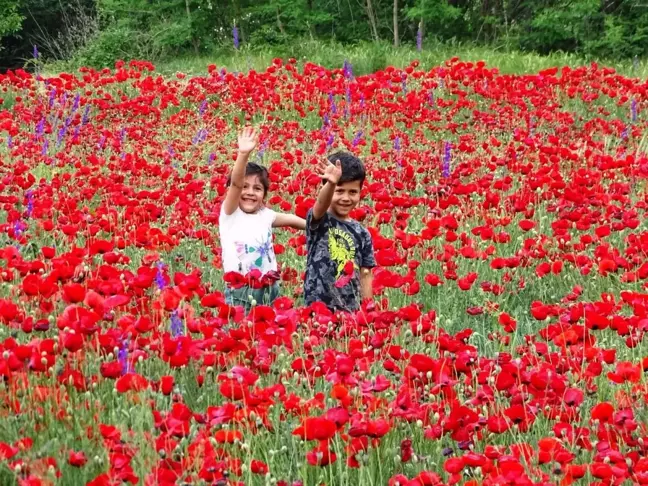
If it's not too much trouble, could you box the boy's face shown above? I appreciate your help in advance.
[239,174,266,213]
[330,180,362,220]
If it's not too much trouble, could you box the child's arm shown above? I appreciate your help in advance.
[312,159,342,222]
[359,228,376,302]
[360,268,373,300]
[273,214,306,230]
[222,127,258,216]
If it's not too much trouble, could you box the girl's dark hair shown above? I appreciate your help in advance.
[227,162,270,195]
[326,151,366,186]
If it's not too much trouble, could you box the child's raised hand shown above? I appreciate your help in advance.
[316,158,342,185]
[237,127,259,155]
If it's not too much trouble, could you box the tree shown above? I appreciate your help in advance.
[365,0,380,41]
[0,0,24,51]
[393,0,399,46]
[405,0,463,39]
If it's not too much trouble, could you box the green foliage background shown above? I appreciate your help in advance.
[1,0,647,69]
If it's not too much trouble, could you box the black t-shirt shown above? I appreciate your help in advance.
[304,209,376,311]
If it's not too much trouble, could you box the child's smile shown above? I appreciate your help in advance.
[330,180,362,219]
[239,174,266,213]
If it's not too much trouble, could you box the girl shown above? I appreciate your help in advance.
[219,127,305,310]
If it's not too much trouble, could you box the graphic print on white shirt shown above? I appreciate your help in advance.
[234,229,274,271]
[219,206,277,276]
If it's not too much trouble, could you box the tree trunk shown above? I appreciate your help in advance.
[482,0,490,15]
[366,0,379,41]
[418,18,424,49]
[393,0,399,46]
[306,0,316,39]
[185,0,199,54]
[276,9,286,36]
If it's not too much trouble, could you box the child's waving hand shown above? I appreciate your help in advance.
[237,127,259,155]
[316,158,342,185]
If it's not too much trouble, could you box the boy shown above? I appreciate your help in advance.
[305,152,376,312]
[220,127,305,310]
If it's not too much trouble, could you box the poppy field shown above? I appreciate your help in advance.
[1,57,648,486]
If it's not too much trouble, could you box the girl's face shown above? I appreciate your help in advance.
[239,174,266,213]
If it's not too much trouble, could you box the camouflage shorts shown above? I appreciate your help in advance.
[224,282,280,312]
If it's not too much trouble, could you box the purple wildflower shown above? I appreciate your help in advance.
[401,74,407,94]
[416,25,423,52]
[118,340,129,375]
[7,135,12,148]
[343,60,353,80]
[257,140,269,161]
[57,125,66,146]
[14,220,24,239]
[394,136,402,169]
[208,153,216,164]
[631,99,637,123]
[72,93,80,112]
[622,126,629,140]
[232,25,240,50]
[442,142,452,178]
[326,133,334,148]
[170,311,184,338]
[360,95,365,110]
[199,99,208,117]
[192,128,208,145]
[155,261,167,290]
[429,90,435,107]
[48,88,56,108]
[82,106,91,125]
[73,125,80,142]
[25,191,34,218]
[33,45,39,59]
[329,93,337,114]
[41,139,49,156]
[97,135,106,150]
[352,131,363,147]
[35,118,45,138]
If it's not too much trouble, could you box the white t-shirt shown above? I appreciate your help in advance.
[219,206,277,275]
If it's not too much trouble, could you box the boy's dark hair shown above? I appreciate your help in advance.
[326,151,366,186]
[226,162,270,196]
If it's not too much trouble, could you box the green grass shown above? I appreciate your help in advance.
[43,39,648,77]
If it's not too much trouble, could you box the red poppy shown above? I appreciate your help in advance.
[159,376,174,396]
[306,443,336,466]
[250,459,269,475]
[68,451,88,467]
[292,416,337,441]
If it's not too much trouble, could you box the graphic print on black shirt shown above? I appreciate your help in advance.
[304,209,376,311]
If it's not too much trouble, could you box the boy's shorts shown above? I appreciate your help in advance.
[224,282,280,312]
